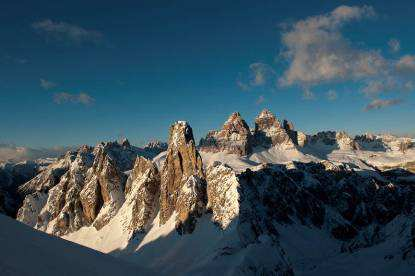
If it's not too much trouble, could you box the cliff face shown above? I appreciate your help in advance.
[159,121,206,234]
[199,112,253,156]
[123,156,160,235]
[17,141,145,234]
[253,109,296,149]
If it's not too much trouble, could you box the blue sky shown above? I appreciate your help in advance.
[1,0,414,148]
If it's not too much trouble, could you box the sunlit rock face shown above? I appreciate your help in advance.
[206,161,239,229]
[79,140,138,230]
[36,145,94,235]
[17,140,143,234]
[159,121,206,234]
[123,156,160,235]
[199,112,253,156]
[253,109,296,149]
[308,131,360,150]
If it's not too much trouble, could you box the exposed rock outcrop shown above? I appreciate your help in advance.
[309,131,360,150]
[36,145,94,235]
[17,140,144,233]
[206,162,239,229]
[80,140,138,230]
[16,152,77,226]
[143,140,168,156]
[160,121,206,234]
[122,156,160,235]
[199,112,253,156]
[253,109,296,149]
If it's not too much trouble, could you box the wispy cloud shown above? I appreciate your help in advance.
[396,55,415,74]
[388,38,401,53]
[364,98,402,111]
[32,19,103,45]
[40,78,57,90]
[237,62,277,91]
[53,92,95,105]
[279,5,381,87]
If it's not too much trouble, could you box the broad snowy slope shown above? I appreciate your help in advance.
[0,214,151,276]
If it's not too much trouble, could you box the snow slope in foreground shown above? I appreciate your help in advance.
[0,214,151,276]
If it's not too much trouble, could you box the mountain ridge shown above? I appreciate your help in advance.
[1,109,415,275]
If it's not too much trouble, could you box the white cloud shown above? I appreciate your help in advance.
[396,55,415,73]
[326,89,338,100]
[40,78,57,90]
[237,62,277,91]
[361,77,414,98]
[32,19,103,45]
[364,98,402,111]
[388,38,401,53]
[279,5,382,87]
[53,92,95,105]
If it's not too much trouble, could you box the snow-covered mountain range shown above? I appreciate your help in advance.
[1,109,415,275]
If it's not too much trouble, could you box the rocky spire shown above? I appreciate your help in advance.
[199,112,253,156]
[79,141,138,230]
[255,109,281,130]
[122,156,160,236]
[253,109,295,148]
[159,121,206,234]
[282,119,295,132]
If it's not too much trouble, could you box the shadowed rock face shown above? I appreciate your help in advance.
[0,161,44,217]
[0,192,5,214]
[199,112,253,156]
[159,121,206,233]
[80,141,138,230]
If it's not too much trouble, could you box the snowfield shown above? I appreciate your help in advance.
[0,214,152,276]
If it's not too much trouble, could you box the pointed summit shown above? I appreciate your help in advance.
[118,137,131,147]
[253,109,295,148]
[160,121,206,233]
[199,112,253,156]
[255,109,281,131]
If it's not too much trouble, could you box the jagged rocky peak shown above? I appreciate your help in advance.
[283,119,295,132]
[199,112,253,156]
[253,109,296,148]
[160,121,206,234]
[79,140,139,230]
[143,140,168,155]
[122,156,160,236]
[118,137,131,147]
[309,130,359,150]
[255,109,281,130]
[35,145,95,235]
[17,139,144,234]
[17,145,94,229]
